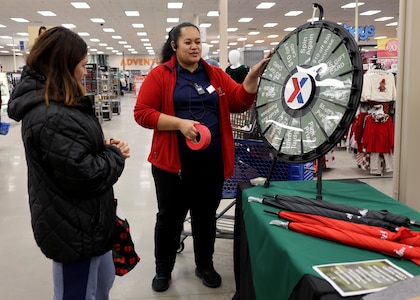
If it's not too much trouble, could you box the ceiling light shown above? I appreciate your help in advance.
[245,44,253,48]
[167,18,179,23]
[341,2,365,9]
[124,45,131,48]
[97,51,104,54]
[17,32,29,36]
[267,34,279,38]
[360,10,381,16]
[91,18,105,23]
[140,38,150,42]
[227,28,238,32]
[285,11,303,16]
[168,2,183,9]
[248,31,260,35]
[374,17,394,22]
[211,40,219,44]
[237,37,247,41]
[112,36,122,39]
[229,42,238,46]
[200,23,212,28]
[11,18,29,23]
[37,11,56,17]
[137,32,147,36]
[98,43,108,46]
[284,27,296,31]
[112,50,119,53]
[78,32,90,36]
[386,22,398,27]
[125,11,140,17]
[264,23,278,27]
[90,38,100,42]
[89,48,98,52]
[106,47,113,50]
[143,43,151,46]
[207,11,219,17]
[0,36,12,39]
[256,2,275,9]
[132,24,144,28]
[270,42,278,46]
[238,18,253,22]
[255,40,264,43]
[103,28,115,32]
[62,24,76,29]
[0,24,5,28]
[71,2,90,9]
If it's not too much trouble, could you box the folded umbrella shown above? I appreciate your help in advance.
[249,196,400,231]
[270,219,420,266]
[267,210,420,247]
[264,194,413,227]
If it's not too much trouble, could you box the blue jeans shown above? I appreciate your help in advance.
[53,250,115,300]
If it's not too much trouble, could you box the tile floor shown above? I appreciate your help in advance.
[0,94,394,300]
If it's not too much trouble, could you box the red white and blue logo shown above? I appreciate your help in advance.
[284,72,314,110]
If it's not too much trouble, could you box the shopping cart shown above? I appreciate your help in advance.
[177,136,290,253]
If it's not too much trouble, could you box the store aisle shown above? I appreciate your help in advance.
[0,93,394,299]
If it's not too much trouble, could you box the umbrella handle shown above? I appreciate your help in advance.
[269,220,290,229]
[248,196,264,203]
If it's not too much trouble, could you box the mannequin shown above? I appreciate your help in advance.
[201,43,219,67]
[225,50,249,83]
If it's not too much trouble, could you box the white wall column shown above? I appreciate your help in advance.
[393,0,420,209]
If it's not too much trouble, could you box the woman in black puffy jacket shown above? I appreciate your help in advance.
[7,26,130,300]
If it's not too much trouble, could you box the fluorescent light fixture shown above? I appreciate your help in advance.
[97,51,104,54]
[38,11,56,16]
[386,22,398,27]
[62,24,76,29]
[341,2,365,9]
[90,38,100,42]
[118,41,127,44]
[284,27,296,31]
[17,32,29,36]
[374,17,394,22]
[167,18,179,23]
[285,11,303,16]
[89,48,98,52]
[112,50,119,53]
[211,40,219,44]
[229,42,238,45]
[270,42,278,45]
[248,31,260,35]
[103,28,115,32]
[264,23,278,27]
[106,47,113,50]
[11,18,29,23]
[0,24,5,28]
[245,44,254,47]
[112,36,122,39]
[0,36,12,39]
[360,10,381,16]
[71,2,90,9]
[200,23,212,28]
[227,28,238,32]
[132,24,144,28]
[98,43,108,46]
[143,43,151,46]
[137,32,147,36]
[124,45,131,48]
[91,18,105,23]
[256,2,275,9]
[238,18,253,22]
[207,11,219,17]
[141,38,150,42]
[267,34,279,38]
[237,37,247,41]
[255,40,264,43]
[125,11,140,17]
[168,2,183,9]
[78,32,90,36]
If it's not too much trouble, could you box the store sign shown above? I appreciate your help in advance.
[377,38,398,58]
[342,24,375,41]
[120,58,156,67]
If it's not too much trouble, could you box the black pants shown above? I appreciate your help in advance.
[151,160,224,275]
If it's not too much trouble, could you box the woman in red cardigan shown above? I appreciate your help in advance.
[134,22,268,292]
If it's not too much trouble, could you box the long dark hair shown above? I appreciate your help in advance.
[26,26,87,106]
[160,22,200,63]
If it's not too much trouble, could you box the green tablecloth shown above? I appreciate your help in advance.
[241,180,420,300]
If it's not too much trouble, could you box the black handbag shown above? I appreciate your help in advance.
[113,201,140,276]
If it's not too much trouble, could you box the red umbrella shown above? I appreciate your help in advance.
[270,219,420,266]
[273,211,420,247]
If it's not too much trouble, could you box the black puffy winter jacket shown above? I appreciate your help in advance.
[7,66,125,262]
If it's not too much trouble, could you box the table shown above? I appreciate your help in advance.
[233,180,420,300]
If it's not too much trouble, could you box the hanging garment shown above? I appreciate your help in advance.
[362,114,394,154]
[361,72,397,102]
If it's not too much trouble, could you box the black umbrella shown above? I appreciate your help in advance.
[264,194,416,228]
[248,196,401,231]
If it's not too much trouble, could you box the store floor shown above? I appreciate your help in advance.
[0,93,394,300]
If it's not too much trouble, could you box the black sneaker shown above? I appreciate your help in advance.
[195,266,222,288]
[152,274,171,292]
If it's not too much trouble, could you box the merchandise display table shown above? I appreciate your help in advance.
[233,180,420,300]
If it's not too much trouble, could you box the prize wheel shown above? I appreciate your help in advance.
[255,18,363,163]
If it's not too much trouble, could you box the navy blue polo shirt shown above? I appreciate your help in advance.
[173,61,222,163]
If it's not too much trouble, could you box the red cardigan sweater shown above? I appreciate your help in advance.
[134,55,256,179]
